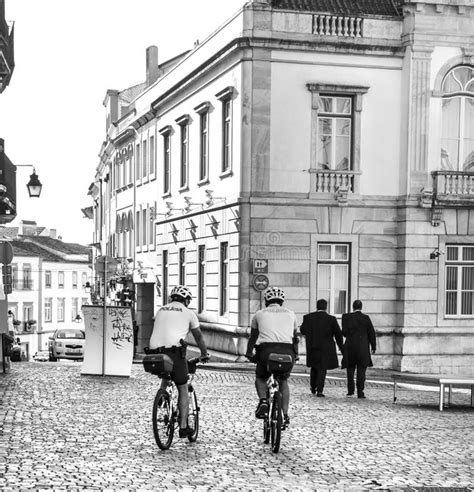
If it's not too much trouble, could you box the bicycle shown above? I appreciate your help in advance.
[143,350,208,450]
[250,351,294,454]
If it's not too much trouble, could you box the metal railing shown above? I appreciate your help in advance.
[313,15,363,37]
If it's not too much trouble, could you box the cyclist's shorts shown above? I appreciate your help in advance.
[255,342,295,380]
[161,346,188,385]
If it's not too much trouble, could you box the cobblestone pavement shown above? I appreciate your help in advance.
[0,362,473,490]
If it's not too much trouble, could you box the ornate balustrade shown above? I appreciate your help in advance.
[313,170,357,194]
[433,171,474,203]
[313,15,363,37]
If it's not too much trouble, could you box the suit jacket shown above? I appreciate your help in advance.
[300,311,343,369]
[341,311,376,368]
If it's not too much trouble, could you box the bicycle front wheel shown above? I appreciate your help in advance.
[270,391,282,453]
[187,384,199,442]
[152,389,174,450]
[263,415,270,444]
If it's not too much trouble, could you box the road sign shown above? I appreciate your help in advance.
[95,256,118,275]
[253,274,269,291]
[252,259,268,274]
[0,241,13,265]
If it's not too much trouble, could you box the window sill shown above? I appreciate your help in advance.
[197,178,210,187]
[162,192,172,199]
[219,170,233,180]
[179,185,189,193]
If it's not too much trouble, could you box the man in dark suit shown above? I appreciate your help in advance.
[341,300,376,399]
[300,299,344,397]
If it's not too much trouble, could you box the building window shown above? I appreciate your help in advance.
[222,99,231,173]
[82,272,87,289]
[57,298,65,322]
[136,143,141,181]
[164,134,171,194]
[72,298,79,321]
[162,250,168,304]
[179,248,186,285]
[150,135,155,175]
[23,304,33,329]
[307,84,368,194]
[216,88,234,175]
[317,96,352,170]
[12,263,18,289]
[219,242,228,315]
[317,243,350,316]
[199,111,209,182]
[175,115,190,189]
[45,298,52,322]
[58,271,65,289]
[142,208,147,246]
[445,245,474,317]
[440,66,474,171]
[136,211,140,247]
[72,272,78,289]
[23,264,32,290]
[149,205,155,247]
[45,270,51,288]
[82,297,89,307]
[198,245,206,313]
[142,138,148,178]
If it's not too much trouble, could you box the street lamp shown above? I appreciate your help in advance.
[15,165,43,198]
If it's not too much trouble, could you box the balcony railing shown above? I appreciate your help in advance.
[433,171,474,204]
[313,15,363,37]
[313,170,357,194]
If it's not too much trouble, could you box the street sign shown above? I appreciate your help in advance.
[252,259,268,274]
[0,241,13,265]
[253,274,269,291]
[95,256,118,275]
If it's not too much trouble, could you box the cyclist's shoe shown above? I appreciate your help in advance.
[255,399,269,419]
[179,426,194,438]
[282,414,290,430]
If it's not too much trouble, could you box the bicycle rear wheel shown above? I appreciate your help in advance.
[152,389,174,450]
[263,415,270,444]
[270,391,282,453]
[187,384,199,442]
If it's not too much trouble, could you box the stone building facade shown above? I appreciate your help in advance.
[91,0,474,374]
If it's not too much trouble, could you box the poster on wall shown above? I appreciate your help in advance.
[81,305,134,377]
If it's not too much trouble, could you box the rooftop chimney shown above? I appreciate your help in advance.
[146,46,159,87]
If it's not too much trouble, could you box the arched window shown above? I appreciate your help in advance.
[122,213,128,258]
[441,65,474,171]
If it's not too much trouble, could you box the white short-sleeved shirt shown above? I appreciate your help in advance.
[149,301,200,349]
[251,303,298,344]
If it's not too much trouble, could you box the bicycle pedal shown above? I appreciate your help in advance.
[196,406,200,411]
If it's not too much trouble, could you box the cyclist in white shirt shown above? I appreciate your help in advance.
[149,285,208,438]
[245,287,298,428]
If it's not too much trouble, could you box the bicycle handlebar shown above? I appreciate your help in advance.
[188,354,210,364]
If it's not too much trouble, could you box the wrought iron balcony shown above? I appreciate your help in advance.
[432,171,474,205]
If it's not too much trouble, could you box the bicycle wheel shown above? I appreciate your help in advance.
[187,384,199,442]
[152,389,174,450]
[263,415,270,444]
[270,391,282,453]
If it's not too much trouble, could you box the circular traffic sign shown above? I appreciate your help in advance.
[253,274,269,291]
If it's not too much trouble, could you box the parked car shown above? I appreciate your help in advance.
[48,329,85,361]
[33,350,49,362]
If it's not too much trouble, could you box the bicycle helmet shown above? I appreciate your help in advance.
[263,286,285,303]
[170,285,193,301]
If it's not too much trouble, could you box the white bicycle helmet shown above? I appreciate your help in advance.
[170,285,193,301]
[263,286,285,303]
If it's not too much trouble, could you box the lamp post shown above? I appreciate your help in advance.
[15,165,43,198]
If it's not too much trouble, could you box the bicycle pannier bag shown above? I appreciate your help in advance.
[143,353,174,375]
[267,353,293,374]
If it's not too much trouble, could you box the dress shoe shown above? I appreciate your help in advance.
[357,393,366,399]
[346,392,354,397]
[310,387,316,394]
[316,392,325,397]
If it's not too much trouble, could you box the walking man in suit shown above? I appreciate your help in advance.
[341,300,376,399]
[300,299,344,397]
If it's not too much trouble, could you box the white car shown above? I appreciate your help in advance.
[48,329,85,361]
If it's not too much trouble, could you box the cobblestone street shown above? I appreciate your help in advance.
[0,362,473,490]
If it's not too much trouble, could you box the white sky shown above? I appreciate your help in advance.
[0,0,246,244]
